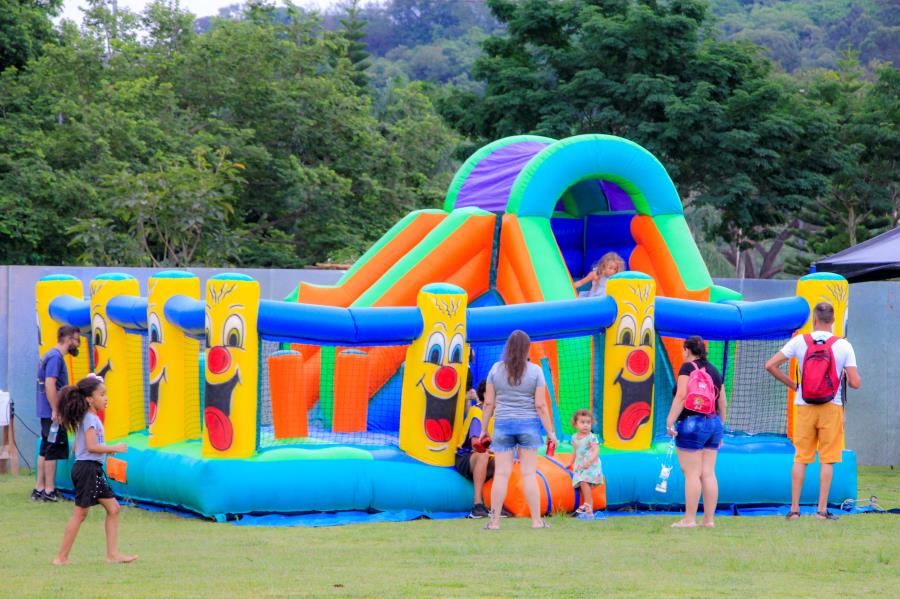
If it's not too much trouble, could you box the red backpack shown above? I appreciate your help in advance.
[685,362,717,415]
[800,334,841,404]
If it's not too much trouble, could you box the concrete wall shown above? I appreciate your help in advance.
[3,269,896,467]
[0,266,343,465]
[715,278,899,466]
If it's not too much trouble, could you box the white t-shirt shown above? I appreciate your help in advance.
[780,331,857,406]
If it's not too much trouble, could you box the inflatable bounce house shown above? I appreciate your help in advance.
[39,135,856,520]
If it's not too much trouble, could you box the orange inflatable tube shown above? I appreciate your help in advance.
[268,352,309,439]
[333,350,370,432]
[297,211,446,307]
[484,455,606,516]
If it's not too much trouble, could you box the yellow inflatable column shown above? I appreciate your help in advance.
[602,272,656,451]
[89,274,145,440]
[148,271,201,448]
[788,273,849,439]
[400,283,470,466]
[203,274,259,458]
[36,275,90,383]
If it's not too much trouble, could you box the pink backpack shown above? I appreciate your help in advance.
[685,362,717,415]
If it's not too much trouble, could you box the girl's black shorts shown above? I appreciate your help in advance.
[71,460,115,508]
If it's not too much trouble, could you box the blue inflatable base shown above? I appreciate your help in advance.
[51,433,857,520]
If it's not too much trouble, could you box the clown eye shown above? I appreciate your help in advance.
[223,314,244,349]
[640,316,653,347]
[425,331,445,364]
[449,333,464,364]
[205,313,211,349]
[616,314,636,346]
[148,313,162,344]
[92,314,107,347]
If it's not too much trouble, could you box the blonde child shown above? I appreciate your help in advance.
[574,251,625,298]
[566,409,604,516]
[53,374,137,565]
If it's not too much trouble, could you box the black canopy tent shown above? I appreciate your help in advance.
[813,226,900,282]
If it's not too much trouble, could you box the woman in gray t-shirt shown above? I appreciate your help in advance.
[479,330,558,530]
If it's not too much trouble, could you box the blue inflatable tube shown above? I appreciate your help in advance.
[164,295,205,337]
[106,296,148,330]
[468,296,617,343]
[656,296,808,340]
[48,295,91,330]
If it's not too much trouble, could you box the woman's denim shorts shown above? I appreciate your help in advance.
[675,414,724,451]
[492,418,544,452]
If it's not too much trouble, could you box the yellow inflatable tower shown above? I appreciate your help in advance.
[602,272,657,451]
[148,271,201,448]
[89,274,145,440]
[788,273,849,439]
[203,274,260,458]
[36,275,90,383]
[400,283,470,466]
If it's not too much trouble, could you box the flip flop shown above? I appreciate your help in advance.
[815,511,840,521]
[785,511,801,520]
[671,520,698,528]
[532,520,551,529]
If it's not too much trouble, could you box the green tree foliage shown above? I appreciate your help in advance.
[0,0,62,72]
[711,0,899,72]
[786,57,900,274]
[442,0,843,277]
[339,0,371,89]
[0,0,460,267]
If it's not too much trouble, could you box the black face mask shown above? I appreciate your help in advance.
[68,345,79,357]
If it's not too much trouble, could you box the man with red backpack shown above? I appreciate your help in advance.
[766,303,861,521]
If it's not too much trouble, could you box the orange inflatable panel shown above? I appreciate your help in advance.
[484,455,606,516]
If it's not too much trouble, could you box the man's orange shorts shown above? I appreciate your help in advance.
[793,403,843,464]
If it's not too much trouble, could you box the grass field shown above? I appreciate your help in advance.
[1,467,898,599]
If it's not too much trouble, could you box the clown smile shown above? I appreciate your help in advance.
[204,370,240,451]
[149,368,167,425]
[418,376,457,446]
[614,369,653,441]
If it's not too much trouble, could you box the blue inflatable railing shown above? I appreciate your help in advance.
[48,293,810,345]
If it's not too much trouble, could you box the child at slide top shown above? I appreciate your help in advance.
[566,409,604,518]
[573,252,626,298]
[53,374,138,565]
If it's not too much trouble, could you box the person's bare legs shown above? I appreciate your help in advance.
[470,452,489,505]
[44,459,58,494]
[98,498,137,563]
[488,451,513,529]
[518,448,545,527]
[53,505,88,564]
[673,448,701,527]
[816,463,834,516]
[579,482,593,512]
[700,449,719,527]
[35,455,46,493]
[790,462,807,517]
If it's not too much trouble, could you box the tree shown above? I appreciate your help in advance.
[0,0,62,72]
[786,58,900,274]
[339,0,371,89]
[442,0,840,277]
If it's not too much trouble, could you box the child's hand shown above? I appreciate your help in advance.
[113,443,128,454]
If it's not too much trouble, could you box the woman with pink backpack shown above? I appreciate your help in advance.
[665,336,728,528]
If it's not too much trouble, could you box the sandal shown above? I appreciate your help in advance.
[574,504,590,515]
[815,511,840,521]
[785,511,801,520]
[482,522,500,531]
[532,520,551,529]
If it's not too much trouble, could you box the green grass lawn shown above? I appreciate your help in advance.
[1,467,897,599]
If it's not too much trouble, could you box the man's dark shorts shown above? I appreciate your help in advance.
[39,418,70,461]
[454,451,495,481]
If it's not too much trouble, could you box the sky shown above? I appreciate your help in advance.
[59,0,343,24]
